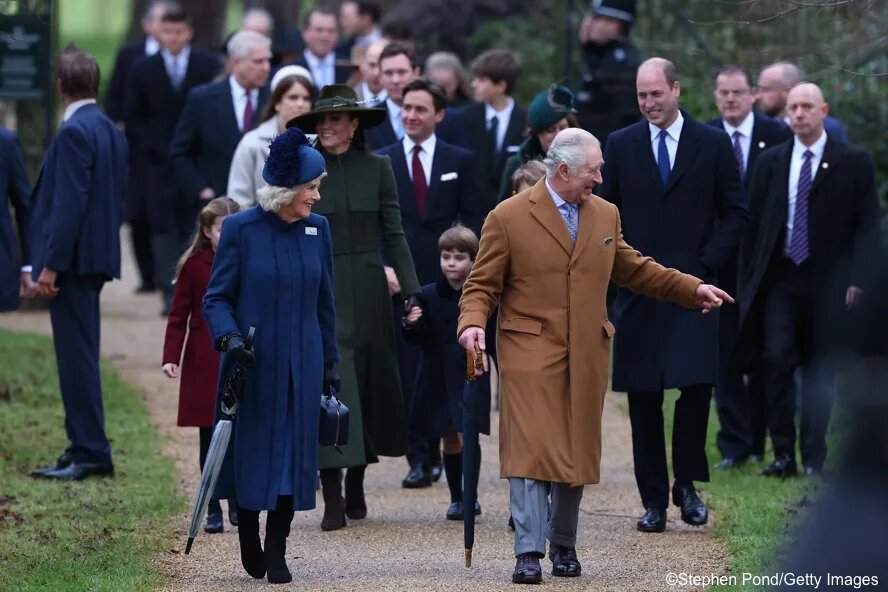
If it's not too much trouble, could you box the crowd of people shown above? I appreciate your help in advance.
[1,0,883,586]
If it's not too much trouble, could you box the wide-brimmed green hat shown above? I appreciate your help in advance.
[286,83,387,132]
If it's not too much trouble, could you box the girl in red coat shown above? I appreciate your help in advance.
[162,197,240,533]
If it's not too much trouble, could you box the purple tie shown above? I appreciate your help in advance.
[242,93,254,133]
[788,150,813,265]
[732,131,744,177]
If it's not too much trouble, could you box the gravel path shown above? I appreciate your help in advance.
[1,230,728,591]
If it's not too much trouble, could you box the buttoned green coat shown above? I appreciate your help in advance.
[312,147,421,468]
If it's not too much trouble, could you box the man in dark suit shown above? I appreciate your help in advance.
[460,49,527,217]
[124,6,220,315]
[290,7,351,87]
[733,83,879,478]
[0,126,33,312]
[375,78,482,488]
[170,30,270,214]
[28,47,128,481]
[365,43,465,151]
[105,0,174,294]
[599,58,747,533]
[336,0,382,62]
[706,65,792,470]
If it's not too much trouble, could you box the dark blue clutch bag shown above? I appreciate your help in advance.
[319,387,349,452]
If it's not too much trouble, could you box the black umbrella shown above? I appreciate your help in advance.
[463,344,484,567]
[185,326,255,554]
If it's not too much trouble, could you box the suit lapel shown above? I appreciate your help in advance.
[633,123,662,190]
[809,137,841,197]
[773,142,793,223]
[390,147,417,219]
[150,54,177,97]
[666,115,701,192]
[568,196,597,266]
[529,180,573,257]
[218,79,241,141]
[426,144,445,218]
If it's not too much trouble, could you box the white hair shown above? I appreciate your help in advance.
[256,173,328,212]
[227,30,271,60]
[543,128,600,177]
[242,8,274,35]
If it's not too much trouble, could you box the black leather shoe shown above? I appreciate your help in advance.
[549,544,581,577]
[30,452,73,478]
[446,501,463,520]
[762,456,798,478]
[636,507,666,533]
[401,466,431,488]
[672,484,708,526]
[713,456,747,470]
[205,513,224,533]
[512,553,543,584]
[803,465,822,477]
[38,461,114,481]
[430,463,443,483]
[228,506,238,526]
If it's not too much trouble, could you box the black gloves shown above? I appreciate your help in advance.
[403,293,422,313]
[222,332,255,369]
[323,366,341,394]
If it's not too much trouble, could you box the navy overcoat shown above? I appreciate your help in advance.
[0,128,31,312]
[203,206,339,511]
[599,113,747,392]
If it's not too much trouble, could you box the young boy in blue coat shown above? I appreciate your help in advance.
[403,225,494,520]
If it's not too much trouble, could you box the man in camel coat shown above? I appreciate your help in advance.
[457,128,730,584]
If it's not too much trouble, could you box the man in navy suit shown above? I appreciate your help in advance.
[734,83,879,478]
[706,65,792,470]
[365,43,465,151]
[290,8,352,87]
[105,0,174,293]
[376,78,482,488]
[28,47,129,481]
[599,58,747,533]
[124,6,220,314]
[170,30,270,212]
[0,126,33,312]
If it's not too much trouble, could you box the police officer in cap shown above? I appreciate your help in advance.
[576,0,641,146]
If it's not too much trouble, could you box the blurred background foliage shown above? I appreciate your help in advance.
[1,0,885,200]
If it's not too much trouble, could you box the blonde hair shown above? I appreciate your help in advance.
[175,197,240,279]
[512,159,547,193]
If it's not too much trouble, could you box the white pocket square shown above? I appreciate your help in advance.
[440,172,458,182]
[305,227,318,236]
[505,145,520,153]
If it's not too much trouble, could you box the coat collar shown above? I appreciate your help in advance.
[527,178,598,264]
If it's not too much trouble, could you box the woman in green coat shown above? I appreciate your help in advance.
[497,84,578,203]
[289,85,421,531]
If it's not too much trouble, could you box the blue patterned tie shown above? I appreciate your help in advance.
[559,203,578,244]
[657,129,671,184]
[732,131,744,177]
[788,150,813,265]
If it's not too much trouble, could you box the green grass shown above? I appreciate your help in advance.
[0,329,183,592]
[617,390,821,592]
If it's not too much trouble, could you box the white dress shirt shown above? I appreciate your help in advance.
[358,81,387,105]
[229,76,259,132]
[721,110,754,172]
[485,98,515,154]
[649,112,685,169]
[304,50,335,88]
[385,98,404,140]
[403,133,436,183]
[63,99,97,122]
[785,131,827,250]
[161,46,190,87]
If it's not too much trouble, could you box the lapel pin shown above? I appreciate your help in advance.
[758,141,766,149]
[822,162,829,169]
[603,236,614,245]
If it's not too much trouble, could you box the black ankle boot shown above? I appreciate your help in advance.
[236,507,265,579]
[345,465,367,519]
[265,496,294,584]
[319,468,346,531]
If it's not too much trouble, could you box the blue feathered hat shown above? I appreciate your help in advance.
[262,127,326,188]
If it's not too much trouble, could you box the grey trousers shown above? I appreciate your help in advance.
[509,477,584,556]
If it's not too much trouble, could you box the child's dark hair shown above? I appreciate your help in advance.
[438,224,479,261]
[175,197,240,278]
[512,159,547,193]
[470,49,522,95]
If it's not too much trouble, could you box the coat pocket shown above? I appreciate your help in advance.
[602,319,615,338]
[501,316,543,335]
[501,316,543,351]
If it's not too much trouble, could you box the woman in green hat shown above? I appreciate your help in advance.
[497,84,578,203]
[288,84,421,532]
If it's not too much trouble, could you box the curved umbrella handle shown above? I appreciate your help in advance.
[244,325,256,351]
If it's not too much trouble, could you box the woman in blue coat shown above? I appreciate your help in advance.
[203,128,339,585]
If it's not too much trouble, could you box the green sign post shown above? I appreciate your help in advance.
[0,14,51,102]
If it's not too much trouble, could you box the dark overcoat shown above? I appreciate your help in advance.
[599,113,747,392]
[310,147,421,468]
[403,280,493,438]
[203,207,339,511]
[162,249,220,427]
[0,128,31,312]
[732,137,880,371]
